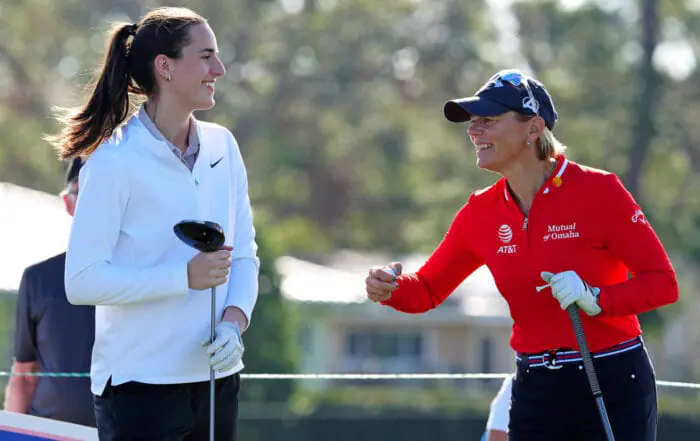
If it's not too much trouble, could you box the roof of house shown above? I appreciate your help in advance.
[0,182,71,292]
[276,249,511,319]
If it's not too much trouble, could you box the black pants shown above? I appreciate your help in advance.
[509,345,657,441]
[94,373,240,441]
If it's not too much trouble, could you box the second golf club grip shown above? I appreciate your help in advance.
[567,305,602,396]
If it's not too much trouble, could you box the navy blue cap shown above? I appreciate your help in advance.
[444,69,558,130]
[65,157,83,184]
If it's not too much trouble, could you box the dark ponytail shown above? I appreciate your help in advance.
[47,7,206,160]
[48,23,138,160]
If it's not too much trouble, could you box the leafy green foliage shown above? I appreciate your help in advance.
[238,226,299,403]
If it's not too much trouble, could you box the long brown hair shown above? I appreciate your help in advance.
[47,7,206,160]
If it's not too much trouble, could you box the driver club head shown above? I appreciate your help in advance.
[173,220,226,252]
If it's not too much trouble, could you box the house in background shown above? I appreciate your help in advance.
[0,182,72,292]
[275,250,514,392]
[276,249,698,395]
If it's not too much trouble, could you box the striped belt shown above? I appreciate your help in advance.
[516,336,643,370]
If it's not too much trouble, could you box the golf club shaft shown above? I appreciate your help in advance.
[567,305,615,441]
[210,286,216,441]
[595,397,615,441]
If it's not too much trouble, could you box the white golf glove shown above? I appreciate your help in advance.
[202,321,244,373]
[541,271,602,317]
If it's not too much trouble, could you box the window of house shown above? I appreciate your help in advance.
[346,330,422,360]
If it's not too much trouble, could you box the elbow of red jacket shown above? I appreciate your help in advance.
[661,270,680,306]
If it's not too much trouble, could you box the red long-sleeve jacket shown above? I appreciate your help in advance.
[382,155,678,353]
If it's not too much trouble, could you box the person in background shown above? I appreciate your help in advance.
[4,157,96,428]
[480,374,512,441]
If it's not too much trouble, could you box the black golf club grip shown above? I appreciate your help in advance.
[567,305,602,395]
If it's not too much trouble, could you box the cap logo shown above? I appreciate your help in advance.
[522,96,540,114]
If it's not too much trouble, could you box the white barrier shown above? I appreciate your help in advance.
[0,411,98,440]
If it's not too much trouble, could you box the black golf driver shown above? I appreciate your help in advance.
[567,305,616,441]
[537,280,616,441]
[174,220,226,441]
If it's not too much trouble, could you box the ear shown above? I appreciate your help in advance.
[528,116,545,143]
[153,54,173,82]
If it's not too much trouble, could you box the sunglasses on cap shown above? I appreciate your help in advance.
[482,70,540,116]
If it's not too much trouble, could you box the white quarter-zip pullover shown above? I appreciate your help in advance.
[65,109,259,395]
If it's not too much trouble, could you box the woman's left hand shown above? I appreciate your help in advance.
[541,271,602,316]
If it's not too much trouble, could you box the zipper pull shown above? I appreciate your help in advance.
[522,217,528,231]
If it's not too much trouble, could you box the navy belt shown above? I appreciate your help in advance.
[516,336,643,370]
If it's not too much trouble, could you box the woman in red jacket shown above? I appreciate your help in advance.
[365,69,678,441]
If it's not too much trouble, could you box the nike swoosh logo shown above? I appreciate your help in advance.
[210,157,224,168]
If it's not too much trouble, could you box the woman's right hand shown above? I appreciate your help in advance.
[187,246,233,290]
[365,262,402,303]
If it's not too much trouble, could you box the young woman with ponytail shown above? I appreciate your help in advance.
[47,7,260,441]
